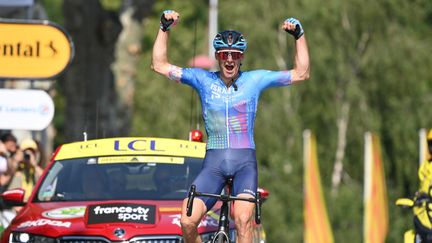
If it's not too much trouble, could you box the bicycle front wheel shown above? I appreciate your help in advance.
[212,232,230,243]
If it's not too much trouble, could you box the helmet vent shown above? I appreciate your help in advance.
[228,33,233,45]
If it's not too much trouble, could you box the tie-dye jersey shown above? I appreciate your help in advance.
[171,67,292,149]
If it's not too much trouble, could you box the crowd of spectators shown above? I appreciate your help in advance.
[0,131,44,229]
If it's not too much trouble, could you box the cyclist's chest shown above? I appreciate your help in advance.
[199,79,259,110]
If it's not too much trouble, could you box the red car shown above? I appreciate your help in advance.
[1,137,268,242]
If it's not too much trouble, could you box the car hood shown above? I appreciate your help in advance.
[9,200,220,240]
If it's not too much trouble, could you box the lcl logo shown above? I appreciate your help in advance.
[113,139,164,152]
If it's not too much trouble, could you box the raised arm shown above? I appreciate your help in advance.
[151,10,180,78]
[283,18,310,83]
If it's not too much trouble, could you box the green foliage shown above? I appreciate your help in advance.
[40,0,63,24]
[100,0,122,11]
[134,0,209,139]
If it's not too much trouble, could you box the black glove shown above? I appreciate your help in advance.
[284,17,304,40]
[160,10,175,32]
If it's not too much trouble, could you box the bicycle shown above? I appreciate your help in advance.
[396,194,432,242]
[186,179,263,243]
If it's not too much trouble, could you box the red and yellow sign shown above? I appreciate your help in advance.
[364,132,388,243]
[0,19,74,79]
[303,130,334,243]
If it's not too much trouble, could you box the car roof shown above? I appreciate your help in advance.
[54,137,206,160]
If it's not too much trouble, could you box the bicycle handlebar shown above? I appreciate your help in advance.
[186,184,263,224]
[415,196,430,206]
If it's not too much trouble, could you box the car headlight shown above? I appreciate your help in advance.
[10,232,56,243]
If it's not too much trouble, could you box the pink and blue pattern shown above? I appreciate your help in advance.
[169,68,292,149]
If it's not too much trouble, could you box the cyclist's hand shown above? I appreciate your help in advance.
[160,10,180,32]
[282,17,304,40]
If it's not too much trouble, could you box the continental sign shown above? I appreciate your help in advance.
[54,137,206,160]
[0,18,74,79]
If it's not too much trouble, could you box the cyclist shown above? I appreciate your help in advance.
[405,129,432,241]
[152,10,309,243]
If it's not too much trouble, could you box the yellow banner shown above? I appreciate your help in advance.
[303,130,334,243]
[364,132,388,243]
[55,137,206,160]
[0,19,74,79]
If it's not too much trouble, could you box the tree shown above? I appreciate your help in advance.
[60,0,154,142]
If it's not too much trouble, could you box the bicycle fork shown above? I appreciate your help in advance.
[217,199,230,237]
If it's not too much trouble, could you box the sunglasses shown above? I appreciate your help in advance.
[216,51,244,60]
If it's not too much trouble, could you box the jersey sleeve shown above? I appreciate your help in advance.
[251,69,292,91]
[167,65,206,90]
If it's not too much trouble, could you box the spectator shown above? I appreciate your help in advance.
[0,143,8,179]
[0,133,22,189]
[0,133,18,158]
[7,138,43,201]
[0,133,19,180]
[0,133,19,230]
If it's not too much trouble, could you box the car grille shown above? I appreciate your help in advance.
[58,236,182,243]
[59,236,110,243]
[129,236,182,243]
[130,240,181,243]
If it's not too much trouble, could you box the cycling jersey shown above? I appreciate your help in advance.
[418,159,432,194]
[172,68,292,149]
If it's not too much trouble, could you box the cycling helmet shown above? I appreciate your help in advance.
[213,30,247,52]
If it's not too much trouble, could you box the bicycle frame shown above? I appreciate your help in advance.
[396,196,432,243]
[186,184,262,243]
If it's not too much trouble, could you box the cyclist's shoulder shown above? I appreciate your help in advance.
[239,70,274,81]
[183,67,213,74]
[242,69,275,76]
[180,68,220,88]
[183,67,217,79]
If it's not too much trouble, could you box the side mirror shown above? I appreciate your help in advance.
[395,198,414,208]
[257,187,269,202]
[1,188,26,206]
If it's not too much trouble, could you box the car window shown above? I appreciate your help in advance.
[35,156,203,202]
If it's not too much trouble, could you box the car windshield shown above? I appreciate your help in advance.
[34,156,202,202]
